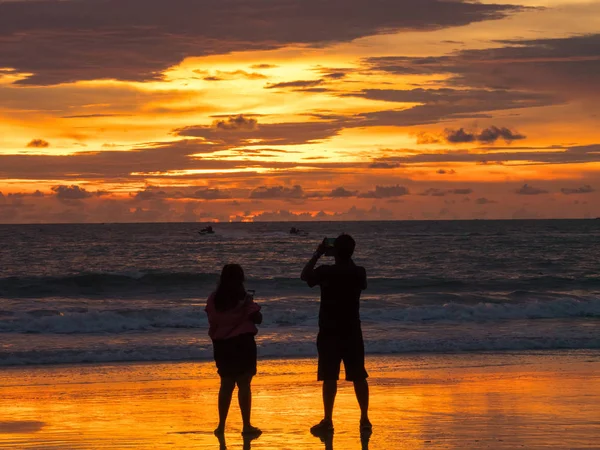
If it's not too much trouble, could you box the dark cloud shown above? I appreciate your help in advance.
[26,139,49,148]
[0,137,366,181]
[249,185,305,199]
[353,89,554,127]
[365,34,600,99]
[193,188,232,200]
[452,35,600,97]
[266,80,324,89]
[0,0,521,85]
[132,186,232,201]
[132,188,167,201]
[215,70,268,80]
[178,118,348,146]
[450,188,472,195]
[212,115,258,131]
[252,209,315,221]
[436,169,456,175]
[0,190,45,200]
[369,162,400,169]
[445,128,475,143]
[51,185,93,200]
[561,185,594,195]
[323,72,347,80]
[420,188,447,197]
[251,64,278,69]
[339,205,394,220]
[330,187,358,198]
[475,197,497,205]
[253,205,395,221]
[359,185,409,198]
[516,184,548,195]
[477,126,526,144]
[3,141,600,183]
[420,188,472,196]
[130,205,172,222]
[444,127,513,144]
[61,114,131,119]
[295,87,332,93]
[0,140,226,180]
[370,144,600,166]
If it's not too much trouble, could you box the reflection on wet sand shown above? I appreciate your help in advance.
[213,429,264,449]
[311,429,371,450]
[0,352,598,449]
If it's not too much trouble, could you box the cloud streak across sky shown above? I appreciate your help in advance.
[0,0,523,85]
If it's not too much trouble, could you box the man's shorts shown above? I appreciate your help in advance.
[317,330,368,381]
[213,333,257,378]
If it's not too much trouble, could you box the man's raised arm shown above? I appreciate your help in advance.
[301,240,326,286]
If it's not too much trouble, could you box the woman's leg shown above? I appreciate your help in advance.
[236,374,253,429]
[215,377,236,433]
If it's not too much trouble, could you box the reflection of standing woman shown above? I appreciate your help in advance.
[206,264,263,437]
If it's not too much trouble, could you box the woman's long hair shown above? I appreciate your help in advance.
[214,264,246,312]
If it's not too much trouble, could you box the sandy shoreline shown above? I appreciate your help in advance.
[0,351,599,449]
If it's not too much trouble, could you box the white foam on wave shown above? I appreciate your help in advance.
[0,307,209,334]
[361,296,600,322]
[1,329,599,366]
[0,296,598,334]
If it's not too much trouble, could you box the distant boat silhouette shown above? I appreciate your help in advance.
[198,225,215,235]
[290,226,308,236]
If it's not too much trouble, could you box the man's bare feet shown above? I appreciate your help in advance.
[310,419,334,436]
[241,425,262,437]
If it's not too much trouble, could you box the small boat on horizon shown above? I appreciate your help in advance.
[198,225,215,235]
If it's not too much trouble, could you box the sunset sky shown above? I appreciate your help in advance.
[1,0,599,223]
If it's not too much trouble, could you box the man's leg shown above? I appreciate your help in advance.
[310,379,337,435]
[344,330,371,430]
[353,379,370,425]
[312,333,339,434]
[215,377,236,434]
[323,379,338,422]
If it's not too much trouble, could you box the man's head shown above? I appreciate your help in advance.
[334,233,355,261]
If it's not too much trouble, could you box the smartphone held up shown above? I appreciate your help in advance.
[323,237,336,257]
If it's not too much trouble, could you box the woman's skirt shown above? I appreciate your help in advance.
[212,333,257,378]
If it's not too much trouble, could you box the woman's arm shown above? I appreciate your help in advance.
[244,293,262,325]
[250,310,263,325]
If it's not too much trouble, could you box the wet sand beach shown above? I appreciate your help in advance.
[0,351,598,449]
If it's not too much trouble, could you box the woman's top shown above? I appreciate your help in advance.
[205,292,261,341]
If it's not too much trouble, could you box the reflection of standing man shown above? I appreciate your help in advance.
[301,234,372,436]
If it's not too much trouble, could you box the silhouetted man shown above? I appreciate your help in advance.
[301,234,371,436]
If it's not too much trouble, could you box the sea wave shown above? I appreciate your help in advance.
[0,272,220,298]
[0,333,598,366]
[0,297,598,334]
[2,271,600,298]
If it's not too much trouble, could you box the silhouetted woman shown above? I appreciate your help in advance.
[206,264,262,437]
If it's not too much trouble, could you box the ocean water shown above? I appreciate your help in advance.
[0,220,599,366]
